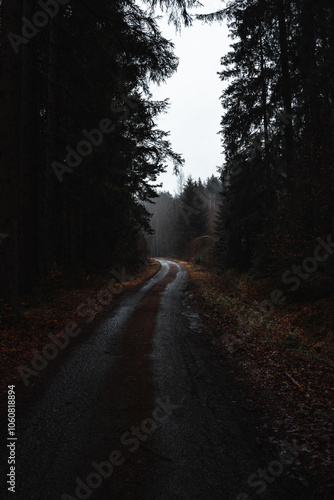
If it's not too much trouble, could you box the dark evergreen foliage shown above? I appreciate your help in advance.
[0,0,189,307]
[206,0,334,275]
[145,175,220,258]
[175,177,209,257]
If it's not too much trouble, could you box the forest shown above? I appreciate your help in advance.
[151,0,334,286]
[1,0,334,311]
[1,1,334,498]
[0,0,195,313]
[212,0,334,281]
[145,174,221,258]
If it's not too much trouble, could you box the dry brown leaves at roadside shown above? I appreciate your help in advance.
[187,264,334,496]
[0,261,160,406]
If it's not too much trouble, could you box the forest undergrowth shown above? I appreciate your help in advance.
[187,262,334,497]
[0,260,161,411]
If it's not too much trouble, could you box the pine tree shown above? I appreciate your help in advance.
[0,0,190,308]
[203,0,334,273]
[175,177,209,257]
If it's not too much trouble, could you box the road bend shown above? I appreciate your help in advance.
[0,260,312,499]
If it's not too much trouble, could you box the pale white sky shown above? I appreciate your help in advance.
[148,0,230,195]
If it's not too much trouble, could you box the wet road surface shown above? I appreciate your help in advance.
[0,260,312,499]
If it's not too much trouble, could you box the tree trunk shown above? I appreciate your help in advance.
[300,0,319,141]
[19,0,38,294]
[42,18,60,291]
[0,0,22,312]
[259,27,271,201]
[276,0,294,165]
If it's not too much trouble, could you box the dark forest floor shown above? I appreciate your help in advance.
[0,260,161,414]
[186,262,334,499]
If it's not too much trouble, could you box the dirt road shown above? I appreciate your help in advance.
[0,260,312,499]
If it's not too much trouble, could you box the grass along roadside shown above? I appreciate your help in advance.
[187,264,334,364]
[186,263,334,497]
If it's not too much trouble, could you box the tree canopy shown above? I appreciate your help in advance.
[0,0,193,309]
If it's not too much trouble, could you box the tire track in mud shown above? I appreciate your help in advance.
[77,262,179,499]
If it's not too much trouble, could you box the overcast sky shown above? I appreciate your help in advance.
[148,0,230,195]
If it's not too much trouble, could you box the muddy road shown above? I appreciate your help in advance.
[0,260,312,499]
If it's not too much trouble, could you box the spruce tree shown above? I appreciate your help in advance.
[175,177,209,257]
